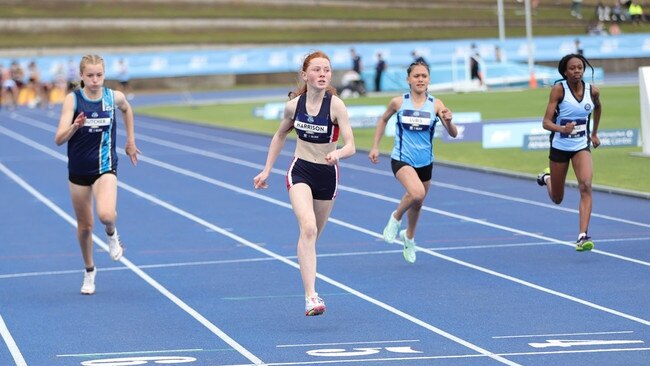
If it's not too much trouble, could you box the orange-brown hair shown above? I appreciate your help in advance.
[291,50,338,98]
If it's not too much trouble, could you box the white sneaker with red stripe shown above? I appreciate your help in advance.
[305,293,326,316]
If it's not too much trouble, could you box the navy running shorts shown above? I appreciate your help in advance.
[286,157,338,200]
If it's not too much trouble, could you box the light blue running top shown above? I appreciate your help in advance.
[390,92,438,167]
[67,87,118,175]
[550,80,594,151]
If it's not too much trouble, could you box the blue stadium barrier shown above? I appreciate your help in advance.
[0,33,643,84]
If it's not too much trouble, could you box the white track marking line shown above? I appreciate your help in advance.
[0,128,519,366]
[0,314,28,366]
[221,347,650,366]
[0,161,264,366]
[134,119,650,228]
[493,330,635,339]
[3,125,650,326]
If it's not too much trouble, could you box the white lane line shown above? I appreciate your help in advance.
[131,131,650,266]
[3,125,650,328]
[0,314,27,366]
[131,154,650,326]
[5,124,650,327]
[134,119,650,229]
[10,115,650,264]
[120,130,650,266]
[277,340,419,348]
[56,348,205,357]
[493,330,635,339]
[0,161,264,366]
[0,128,519,366]
[114,170,521,365]
[221,347,650,366]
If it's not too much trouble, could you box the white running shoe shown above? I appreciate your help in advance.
[107,229,124,261]
[400,230,417,264]
[81,267,96,295]
[305,293,326,316]
[383,211,401,243]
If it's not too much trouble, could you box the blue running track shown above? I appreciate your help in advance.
[1,89,649,366]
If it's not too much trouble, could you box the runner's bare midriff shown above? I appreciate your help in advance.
[295,139,337,165]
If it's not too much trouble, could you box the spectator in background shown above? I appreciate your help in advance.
[495,45,506,63]
[469,44,484,86]
[374,52,386,92]
[621,0,632,10]
[341,48,366,98]
[574,39,584,56]
[1,64,18,110]
[10,60,25,91]
[596,2,611,21]
[66,58,78,93]
[117,58,134,100]
[611,1,626,22]
[571,0,584,19]
[410,50,427,65]
[350,48,362,74]
[629,1,644,25]
[609,22,622,35]
[26,60,47,108]
[50,62,68,105]
[587,21,608,35]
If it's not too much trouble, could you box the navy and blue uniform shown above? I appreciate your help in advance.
[67,87,118,184]
[549,80,593,162]
[390,92,438,182]
[286,92,339,200]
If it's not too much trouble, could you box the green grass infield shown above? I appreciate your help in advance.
[136,85,649,195]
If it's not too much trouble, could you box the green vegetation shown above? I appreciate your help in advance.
[1,0,648,48]
[136,85,650,194]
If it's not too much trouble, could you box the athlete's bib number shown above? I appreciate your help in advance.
[560,118,586,138]
[400,110,432,131]
[84,110,111,133]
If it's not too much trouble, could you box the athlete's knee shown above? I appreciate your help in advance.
[408,189,426,206]
[76,222,93,235]
[299,223,318,242]
[96,209,116,225]
[411,199,425,211]
[578,180,592,195]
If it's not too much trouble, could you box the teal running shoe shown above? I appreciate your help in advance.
[400,230,417,264]
[383,211,401,243]
[575,235,594,252]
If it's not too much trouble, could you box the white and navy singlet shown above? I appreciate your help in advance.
[67,87,118,176]
[292,92,339,144]
[551,80,594,151]
[390,92,438,167]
